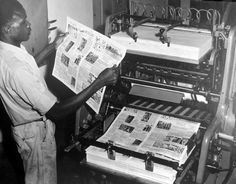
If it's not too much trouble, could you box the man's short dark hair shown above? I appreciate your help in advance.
[0,0,24,30]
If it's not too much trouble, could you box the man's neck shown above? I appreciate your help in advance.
[0,36,21,47]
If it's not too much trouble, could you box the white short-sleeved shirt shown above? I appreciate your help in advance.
[0,41,57,126]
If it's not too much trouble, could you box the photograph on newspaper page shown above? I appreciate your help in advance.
[52,17,126,113]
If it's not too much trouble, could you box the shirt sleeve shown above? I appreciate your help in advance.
[9,66,57,115]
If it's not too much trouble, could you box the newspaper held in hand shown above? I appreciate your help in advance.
[52,17,126,114]
[86,107,200,184]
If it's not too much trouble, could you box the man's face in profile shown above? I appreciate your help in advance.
[8,8,31,43]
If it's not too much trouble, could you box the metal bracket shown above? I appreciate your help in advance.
[107,140,116,160]
[156,27,171,47]
[145,151,154,171]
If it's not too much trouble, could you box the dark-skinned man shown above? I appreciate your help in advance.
[0,0,119,183]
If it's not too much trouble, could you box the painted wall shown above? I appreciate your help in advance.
[47,0,94,32]
[18,0,48,56]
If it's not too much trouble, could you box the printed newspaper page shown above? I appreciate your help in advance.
[52,17,126,113]
[98,107,200,165]
[139,114,200,164]
[98,107,161,151]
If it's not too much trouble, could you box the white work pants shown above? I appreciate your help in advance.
[12,120,57,184]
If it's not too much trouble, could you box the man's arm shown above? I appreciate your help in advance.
[35,32,67,67]
[35,43,55,67]
[45,66,119,121]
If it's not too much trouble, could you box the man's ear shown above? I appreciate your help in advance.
[2,25,11,35]
[3,24,17,38]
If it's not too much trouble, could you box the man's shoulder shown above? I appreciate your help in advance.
[0,41,31,60]
[1,54,24,69]
[0,46,31,70]
[0,54,31,80]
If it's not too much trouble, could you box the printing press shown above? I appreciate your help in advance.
[66,1,236,184]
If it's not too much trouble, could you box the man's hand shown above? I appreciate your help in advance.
[35,31,68,67]
[97,65,119,86]
[52,31,69,49]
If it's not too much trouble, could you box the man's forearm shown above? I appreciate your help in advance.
[45,79,103,121]
[35,43,55,67]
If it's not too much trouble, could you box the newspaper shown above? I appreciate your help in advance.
[86,107,200,183]
[52,17,126,113]
[97,106,200,165]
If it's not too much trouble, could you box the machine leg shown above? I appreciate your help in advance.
[196,118,221,184]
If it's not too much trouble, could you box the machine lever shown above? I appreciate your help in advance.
[64,140,81,152]
[155,21,183,47]
[127,16,153,42]
[206,164,233,173]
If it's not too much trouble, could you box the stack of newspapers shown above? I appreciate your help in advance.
[86,107,200,184]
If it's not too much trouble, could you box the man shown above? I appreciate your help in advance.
[0,0,119,184]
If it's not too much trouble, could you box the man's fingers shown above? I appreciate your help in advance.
[58,32,69,38]
[111,65,119,73]
[111,64,117,69]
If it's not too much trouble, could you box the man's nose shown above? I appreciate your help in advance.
[26,21,31,28]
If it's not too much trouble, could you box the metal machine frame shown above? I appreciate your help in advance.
[67,1,236,184]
